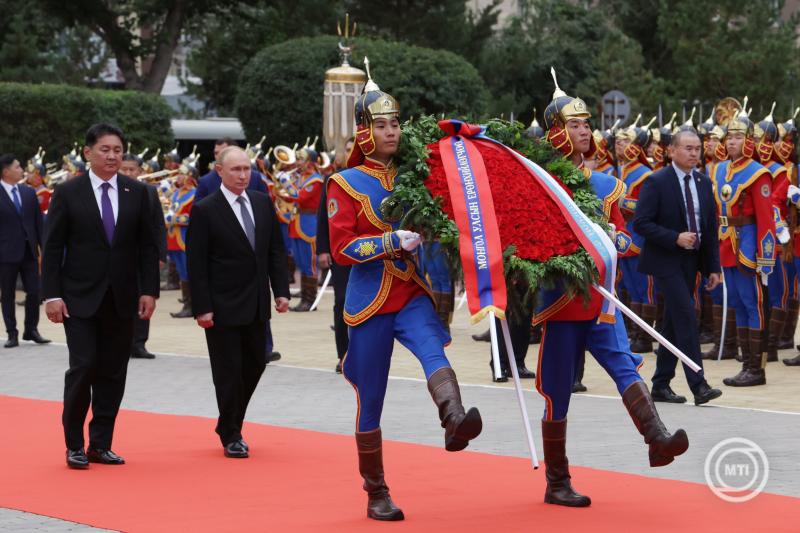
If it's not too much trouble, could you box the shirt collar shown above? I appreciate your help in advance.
[89,170,118,190]
[672,162,693,180]
[220,183,246,205]
[0,180,17,193]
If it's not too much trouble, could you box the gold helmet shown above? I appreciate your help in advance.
[726,96,754,136]
[542,67,590,130]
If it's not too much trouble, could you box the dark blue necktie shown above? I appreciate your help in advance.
[11,186,21,215]
[100,182,115,244]
[684,174,700,250]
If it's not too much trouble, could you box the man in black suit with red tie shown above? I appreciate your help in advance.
[633,130,722,406]
[42,124,160,469]
[0,154,49,348]
[187,146,290,458]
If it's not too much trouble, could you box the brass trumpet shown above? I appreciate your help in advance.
[137,168,180,182]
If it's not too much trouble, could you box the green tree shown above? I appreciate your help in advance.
[0,1,110,85]
[236,35,490,146]
[39,0,253,93]
[343,0,500,64]
[183,0,343,116]
[477,0,663,122]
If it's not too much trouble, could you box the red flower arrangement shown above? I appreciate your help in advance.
[424,139,581,262]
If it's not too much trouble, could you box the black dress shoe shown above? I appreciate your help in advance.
[239,439,249,452]
[572,381,588,393]
[516,366,536,379]
[651,386,687,404]
[66,449,89,469]
[335,360,343,374]
[267,351,281,363]
[131,346,156,359]
[86,448,125,465]
[472,329,491,342]
[4,331,18,348]
[224,441,249,458]
[22,329,51,344]
[693,383,722,406]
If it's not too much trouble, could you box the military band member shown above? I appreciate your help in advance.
[711,104,777,387]
[281,145,324,312]
[166,162,198,318]
[534,78,688,508]
[25,160,52,214]
[326,61,482,521]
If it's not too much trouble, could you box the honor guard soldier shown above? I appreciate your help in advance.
[25,153,52,215]
[779,108,800,365]
[711,100,777,386]
[166,159,198,318]
[754,105,795,361]
[281,143,324,311]
[616,116,658,353]
[326,59,482,521]
[534,73,688,508]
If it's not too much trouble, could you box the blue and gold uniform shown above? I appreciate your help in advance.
[327,60,482,522]
[713,103,776,387]
[533,73,688,509]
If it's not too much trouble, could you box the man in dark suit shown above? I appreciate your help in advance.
[633,129,722,406]
[43,124,160,469]
[187,146,290,458]
[0,154,49,348]
[121,153,167,360]
[195,137,267,202]
[194,137,279,363]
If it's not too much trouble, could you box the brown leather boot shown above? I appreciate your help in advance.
[734,326,748,363]
[698,294,715,344]
[631,303,656,353]
[355,429,404,521]
[170,281,193,318]
[432,291,454,333]
[702,305,723,360]
[161,260,179,290]
[290,275,317,312]
[724,328,766,386]
[721,310,739,359]
[628,302,642,343]
[766,308,786,362]
[286,255,296,287]
[427,367,482,451]
[622,381,689,467]
[779,298,799,349]
[542,419,591,507]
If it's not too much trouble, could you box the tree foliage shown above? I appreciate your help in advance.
[0,82,174,162]
[236,35,490,146]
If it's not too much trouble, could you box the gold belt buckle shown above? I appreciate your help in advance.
[719,215,728,227]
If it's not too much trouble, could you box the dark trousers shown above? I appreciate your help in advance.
[63,290,134,450]
[132,317,149,350]
[0,247,39,334]
[490,285,533,371]
[204,320,267,445]
[652,252,706,392]
[332,263,351,359]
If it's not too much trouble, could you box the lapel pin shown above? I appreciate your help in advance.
[124,187,130,192]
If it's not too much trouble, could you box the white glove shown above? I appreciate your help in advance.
[788,184,800,205]
[395,230,421,252]
[606,223,616,241]
[777,225,791,244]
[164,210,175,225]
[158,179,172,195]
[760,272,769,286]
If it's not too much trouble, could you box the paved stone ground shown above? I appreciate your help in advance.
[0,508,113,531]
[2,289,799,528]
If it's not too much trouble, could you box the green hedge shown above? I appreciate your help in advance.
[0,82,174,162]
[236,35,490,147]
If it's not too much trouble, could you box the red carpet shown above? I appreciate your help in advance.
[0,395,796,532]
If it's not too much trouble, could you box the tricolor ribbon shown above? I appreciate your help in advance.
[437,120,618,323]
[438,121,507,323]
